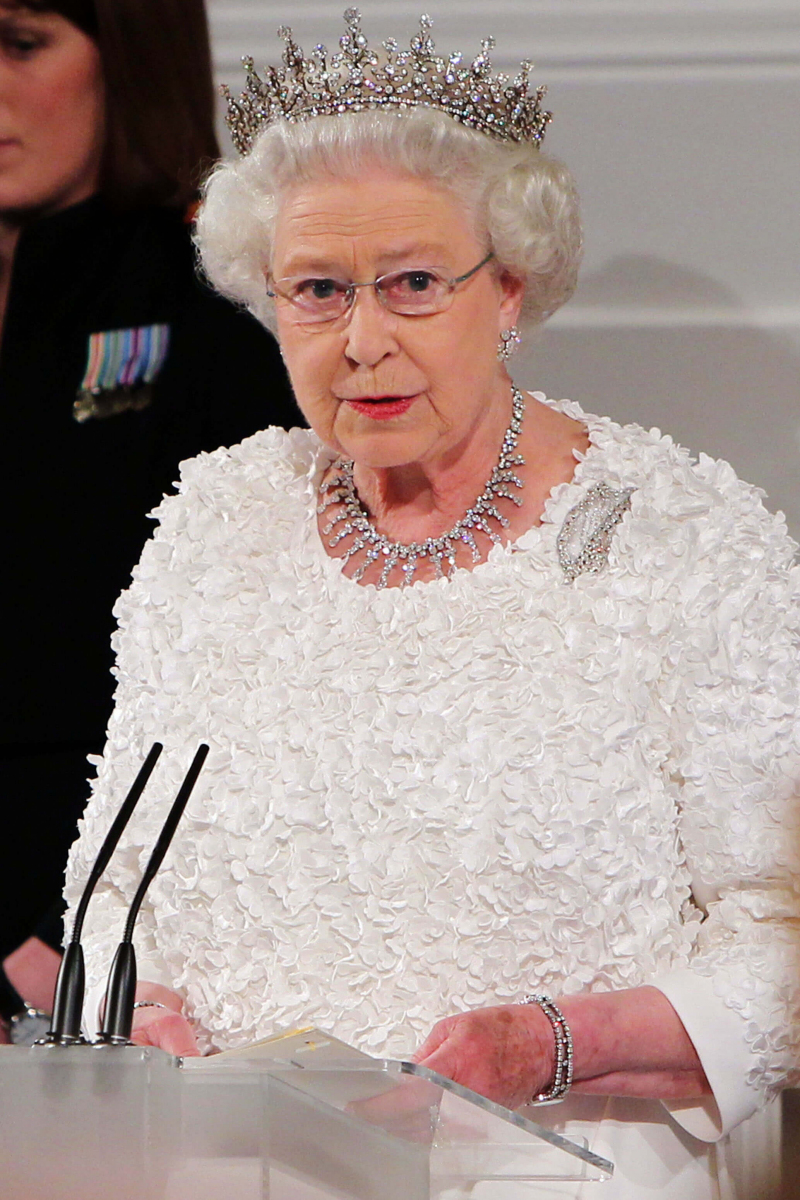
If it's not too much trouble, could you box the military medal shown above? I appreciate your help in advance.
[73,323,170,422]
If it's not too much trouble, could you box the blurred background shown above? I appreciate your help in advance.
[207,0,800,539]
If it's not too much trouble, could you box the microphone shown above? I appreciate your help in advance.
[96,743,209,1045]
[42,743,164,1046]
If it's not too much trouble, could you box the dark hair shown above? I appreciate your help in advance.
[12,0,220,209]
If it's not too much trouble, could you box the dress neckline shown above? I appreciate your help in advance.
[308,392,610,594]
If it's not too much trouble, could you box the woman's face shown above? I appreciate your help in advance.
[271,171,523,472]
[0,5,104,215]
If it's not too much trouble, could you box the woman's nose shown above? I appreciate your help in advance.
[342,285,400,367]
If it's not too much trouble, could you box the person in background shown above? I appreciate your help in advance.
[0,0,301,1043]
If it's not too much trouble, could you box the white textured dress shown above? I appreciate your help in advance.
[66,396,800,1199]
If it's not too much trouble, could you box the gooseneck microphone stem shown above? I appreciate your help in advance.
[71,744,165,945]
[43,743,164,1046]
[122,745,209,945]
[98,743,209,1045]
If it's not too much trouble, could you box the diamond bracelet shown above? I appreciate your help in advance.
[522,993,574,1102]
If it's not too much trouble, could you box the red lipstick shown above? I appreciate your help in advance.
[345,396,417,420]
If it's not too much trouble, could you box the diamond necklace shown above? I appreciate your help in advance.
[317,387,526,589]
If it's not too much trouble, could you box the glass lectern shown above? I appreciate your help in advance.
[0,1029,613,1199]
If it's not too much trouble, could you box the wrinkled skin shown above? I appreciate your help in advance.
[133,982,708,1109]
[413,1004,554,1109]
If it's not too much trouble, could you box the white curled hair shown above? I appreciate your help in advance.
[195,108,582,332]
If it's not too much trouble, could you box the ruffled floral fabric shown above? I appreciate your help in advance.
[65,394,800,1105]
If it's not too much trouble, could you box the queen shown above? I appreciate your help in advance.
[66,11,800,1197]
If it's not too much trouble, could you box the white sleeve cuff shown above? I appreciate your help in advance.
[650,969,759,1142]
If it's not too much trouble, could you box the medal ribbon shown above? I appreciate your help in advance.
[79,324,170,393]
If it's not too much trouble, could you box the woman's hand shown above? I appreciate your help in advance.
[413,1004,554,1110]
[414,988,711,1111]
[129,981,199,1056]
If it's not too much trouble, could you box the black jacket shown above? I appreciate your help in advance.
[0,196,301,960]
[1,195,301,747]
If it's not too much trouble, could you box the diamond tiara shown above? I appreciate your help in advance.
[223,8,552,156]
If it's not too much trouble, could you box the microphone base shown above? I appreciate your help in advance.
[93,1033,134,1047]
[34,1033,88,1047]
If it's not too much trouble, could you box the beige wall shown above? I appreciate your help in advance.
[208,1,800,538]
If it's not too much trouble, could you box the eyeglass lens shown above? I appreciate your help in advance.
[279,269,451,322]
[271,252,493,324]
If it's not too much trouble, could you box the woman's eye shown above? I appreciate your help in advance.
[0,29,45,58]
[297,279,340,301]
[399,271,436,294]
[382,270,448,304]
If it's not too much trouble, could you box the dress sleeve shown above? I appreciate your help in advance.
[649,455,800,1140]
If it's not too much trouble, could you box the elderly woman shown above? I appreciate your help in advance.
[66,12,799,1198]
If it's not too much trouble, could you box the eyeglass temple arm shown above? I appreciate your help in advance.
[452,250,494,285]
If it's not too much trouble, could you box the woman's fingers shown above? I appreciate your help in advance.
[131,1009,199,1056]
[410,1016,453,1063]
[124,980,198,1055]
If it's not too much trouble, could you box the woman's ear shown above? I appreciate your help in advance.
[498,271,525,327]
